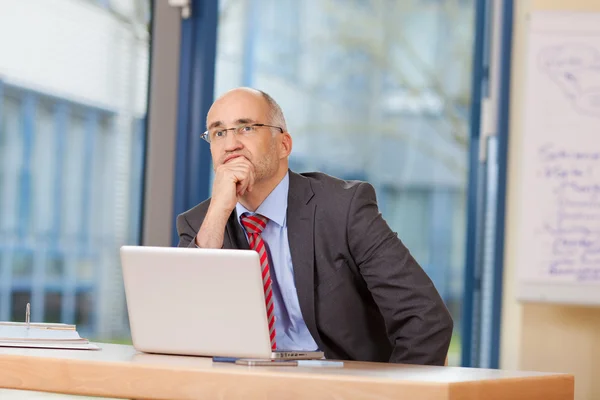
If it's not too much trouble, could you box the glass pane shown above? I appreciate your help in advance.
[61,114,86,241]
[0,97,22,235]
[31,101,56,239]
[11,291,31,322]
[76,258,95,281]
[47,253,65,280]
[12,252,33,278]
[215,0,474,365]
[0,0,151,344]
[44,292,62,323]
[75,291,93,327]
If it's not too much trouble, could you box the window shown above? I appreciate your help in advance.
[215,0,475,365]
[255,0,300,80]
[12,252,33,279]
[0,96,22,237]
[0,86,143,335]
[0,0,151,342]
[44,291,63,324]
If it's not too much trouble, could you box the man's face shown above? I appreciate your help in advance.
[206,90,281,182]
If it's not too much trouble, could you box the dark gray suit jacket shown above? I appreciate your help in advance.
[176,171,453,365]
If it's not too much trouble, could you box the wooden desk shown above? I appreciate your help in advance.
[0,343,573,400]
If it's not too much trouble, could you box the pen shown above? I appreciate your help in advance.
[26,303,30,330]
[212,357,239,363]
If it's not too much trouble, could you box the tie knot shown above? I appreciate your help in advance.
[240,213,268,235]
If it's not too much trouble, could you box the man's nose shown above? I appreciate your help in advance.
[223,129,243,151]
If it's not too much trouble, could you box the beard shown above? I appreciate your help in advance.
[252,142,279,182]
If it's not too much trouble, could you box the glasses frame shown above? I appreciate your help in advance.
[201,123,284,143]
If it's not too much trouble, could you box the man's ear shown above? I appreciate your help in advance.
[279,132,293,159]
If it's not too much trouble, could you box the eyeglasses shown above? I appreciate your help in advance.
[201,123,284,143]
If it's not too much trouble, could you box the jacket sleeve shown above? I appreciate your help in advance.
[347,182,453,366]
[176,213,199,248]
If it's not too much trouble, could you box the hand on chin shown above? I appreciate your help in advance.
[223,154,248,164]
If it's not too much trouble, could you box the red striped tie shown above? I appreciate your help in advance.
[240,213,276,350]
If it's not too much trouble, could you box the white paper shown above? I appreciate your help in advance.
[0,324,98,350]
[0,325,82,341]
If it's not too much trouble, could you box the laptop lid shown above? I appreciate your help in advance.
[120,246,273,359]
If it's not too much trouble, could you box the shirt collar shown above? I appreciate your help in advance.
[236,172,289,228]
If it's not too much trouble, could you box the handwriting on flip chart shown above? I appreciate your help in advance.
[516,12,600,303]
[536,144,600,281]
[538,43,600,118]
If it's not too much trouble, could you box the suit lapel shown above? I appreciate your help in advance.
[224,210,249,250]
[287,171,323,348]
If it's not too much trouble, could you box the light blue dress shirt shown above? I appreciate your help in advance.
[236,173,319,351]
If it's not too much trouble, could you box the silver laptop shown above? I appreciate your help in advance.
[120,246,324,360]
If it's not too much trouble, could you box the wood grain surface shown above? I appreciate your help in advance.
[0,343,574,400]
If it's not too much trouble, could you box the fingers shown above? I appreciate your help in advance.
[218,157,255,197]
[236,168,249,196]
[229,157,255,194]
[247,170,254,193]
[236,163,255,196]
[243,160,255,194]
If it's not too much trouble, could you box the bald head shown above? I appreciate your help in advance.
[207,87,287,133]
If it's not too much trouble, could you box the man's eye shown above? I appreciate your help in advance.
[241,125,254,132]
[214,130,226,137]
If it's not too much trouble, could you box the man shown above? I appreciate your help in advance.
[176,87,453,366]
